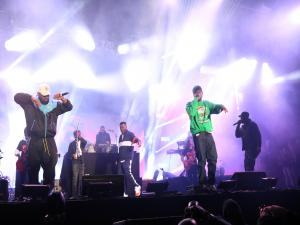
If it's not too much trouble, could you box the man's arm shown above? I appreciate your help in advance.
[131,132,142,147]
[15,149,21,157]
[186,99,198,117]
[253,123,262,148]
[206,101,228,114]
[67,142,75,155]
[80,137,87,149]
[55,100,73,116]
[95,133,99,145]
[107,133,111,144]
[14,93,42,108]
[235,123,243,138]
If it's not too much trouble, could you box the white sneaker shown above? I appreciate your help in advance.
[123,193,128,197]
[134,185,141,197]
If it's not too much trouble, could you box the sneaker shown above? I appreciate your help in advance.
[134,185,141,197]
[123,193,128,197]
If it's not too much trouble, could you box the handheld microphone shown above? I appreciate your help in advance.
[61,92,69,96]
[233,120,241,126]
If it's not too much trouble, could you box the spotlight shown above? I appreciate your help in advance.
[289,6,300,26]
[117,44,130,55]
[261,62,275,87]
[5,30,40,52]
[123,58,151,93]
[72,25,95,51]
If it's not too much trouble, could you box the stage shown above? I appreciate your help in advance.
[1,189,300,225]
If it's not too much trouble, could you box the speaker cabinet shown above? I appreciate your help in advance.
[82,175,124,198]
[0,178,8,201]
[231,171,266,190]
[22,184,50,200]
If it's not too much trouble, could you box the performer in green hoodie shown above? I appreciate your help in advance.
[186,85,228,190]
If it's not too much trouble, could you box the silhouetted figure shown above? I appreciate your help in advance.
[222,199,245,225]
[184,200,230,225]
[258,204,300,225]
[96,125,111,152]
[178,218,197,225]
[43,191,66,225]
[235,111,261,171]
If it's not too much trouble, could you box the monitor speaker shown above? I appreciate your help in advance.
[82,175,124,198]
[22,184,50,200]
[231,171,266,190]
[0,178,9,201]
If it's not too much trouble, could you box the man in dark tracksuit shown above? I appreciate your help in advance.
[119,122,141,197]
[14,84,73,188]
[235,111,261,171]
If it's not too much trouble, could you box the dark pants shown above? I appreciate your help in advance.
[244,149,260,171]
[187,165,199,185]
[27,137,58,188]
[15,170,28,198]
[120,153,138,197]
[193,133,218,185]
[72,159,84,198]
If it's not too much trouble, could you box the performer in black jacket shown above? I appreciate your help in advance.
[235,112,262,171]
[14,83,73,188]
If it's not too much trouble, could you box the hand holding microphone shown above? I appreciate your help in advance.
[233,120,242,126]
[53,92,69,103]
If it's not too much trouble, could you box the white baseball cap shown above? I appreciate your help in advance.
[37,83,50,96]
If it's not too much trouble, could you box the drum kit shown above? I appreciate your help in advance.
[85,144,118,154]
[74,125,119,154]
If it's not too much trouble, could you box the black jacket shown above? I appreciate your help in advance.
[14,93,73,138]
[235,119,261,151]
[67,137,87,156]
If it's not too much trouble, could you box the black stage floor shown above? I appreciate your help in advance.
[1,189,300,225]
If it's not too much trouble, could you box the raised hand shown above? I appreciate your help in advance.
[31,96,41,107]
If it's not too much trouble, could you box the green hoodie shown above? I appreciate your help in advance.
[186,99,223,134]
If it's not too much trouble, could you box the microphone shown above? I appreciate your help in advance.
[233,120,241,126]
[61,92,69,96]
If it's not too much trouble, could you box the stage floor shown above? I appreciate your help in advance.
[1,189,300,225]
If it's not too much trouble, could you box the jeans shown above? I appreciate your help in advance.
[72,159,84,198]
[15,170,28,198]
[244,149,260,171]
[193,132,218,185]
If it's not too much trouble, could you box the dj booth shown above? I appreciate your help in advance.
[82,152,140,178]
[81,152,140,197]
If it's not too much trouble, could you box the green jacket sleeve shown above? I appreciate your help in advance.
[206,101,223,114]
[186,100,198,117]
